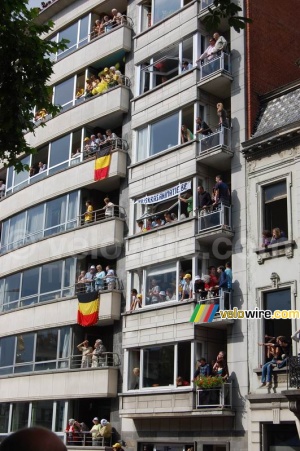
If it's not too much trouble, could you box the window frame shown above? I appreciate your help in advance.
[257,281,297,366]
[257,173,292,245]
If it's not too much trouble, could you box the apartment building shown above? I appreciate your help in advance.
[0,0,300,450]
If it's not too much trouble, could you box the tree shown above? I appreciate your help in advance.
[203,0,252,33]
[0,0,66,172]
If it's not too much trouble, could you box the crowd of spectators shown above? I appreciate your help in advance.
[76,264,117,293]
[91,9,126,38]
[80,129,120,159]
[77,339,106,369]
[136,175,230,234]
[65,417,114,447]
[77,66,124,102]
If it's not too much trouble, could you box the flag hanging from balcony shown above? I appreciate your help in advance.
[94,148,111,181]
[77,292,99,327]
[189,303,219,323]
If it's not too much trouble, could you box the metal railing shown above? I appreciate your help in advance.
[75,276,123,293]
[70,352,121,369]
[198,126,231,155]
[288,356,300,389]
[82,137,128,160]
[89,15,134,40]
[196,382,232,408]
[65,430,112,447]
[195,291,232,311]
[199,53,231,80]
[78,204,126,226]
[200,0,214,10]
[0,204,125,255]
[198,204,232,232]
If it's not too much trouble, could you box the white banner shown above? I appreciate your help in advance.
[135,181,192,204]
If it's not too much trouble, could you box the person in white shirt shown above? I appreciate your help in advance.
[196,37,217,63]
[211,32,228,55]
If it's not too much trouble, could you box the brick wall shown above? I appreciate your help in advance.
[245,0,300,137]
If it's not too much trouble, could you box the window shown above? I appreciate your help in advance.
[137,36,194,95]
[0,258,76,312]
[7,401,66,432]
[133,178,195,233]
[263,180,288,239]
[127,342,191,390]
[264,423,299,450]
[52,16,90,61]
[138,444,194,451]
[139,0,192,31]
[135,105,195,162]
[263,289,291,344]
[0,192,79,253]
[129,259,193,310]
[0,327,71,375]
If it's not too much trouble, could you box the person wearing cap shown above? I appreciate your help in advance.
[90,417,101,446]
[99,419,112,441]
[77,340,93,368]
[84,264,96,292]
[180,274,193,301]
[113,443,124,451]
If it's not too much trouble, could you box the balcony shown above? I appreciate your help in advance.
[196,383,232,409]
[197,54,233,98]
[126,219,197,271]
[0,366,118,402]
[2,144,127,205]
[0,217,124,277]
[26,86,130,149]
[197,127,233,170]
[51,25,132,84]
[0,290,122,333]
[119,387,234,418]
[196,204,234,245]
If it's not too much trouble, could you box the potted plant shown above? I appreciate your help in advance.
[194,376,224,407]
[194,376,223,389]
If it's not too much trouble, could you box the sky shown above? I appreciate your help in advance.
[28,0,43,8]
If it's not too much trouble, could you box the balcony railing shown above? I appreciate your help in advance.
[89,16,134,40]
[195,291,232,312]
[0,205,125,255]
[0,277,123,313]
[3,140,128,198]
[288,356,300,389]
[0,352,120,377]
[198,127,231,155]
[197,204,232,233]
[200,0,214,10]
[199,53,231,80]
[65,431,112,447]
[196,383,232,408]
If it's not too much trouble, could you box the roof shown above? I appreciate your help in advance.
[242,80,300,157]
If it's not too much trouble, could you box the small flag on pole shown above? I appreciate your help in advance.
[189,303,219,323]
[77,292,99,327]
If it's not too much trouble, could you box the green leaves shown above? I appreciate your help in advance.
[203,0,252,33]
[0,1,67,171]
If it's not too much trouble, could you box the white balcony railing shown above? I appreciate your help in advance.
[196,382,232,408]
[199,53,231,80]
[197,204,232,233]
[198,126,231,155]
[195,291,232,312]
[200,0,214,10]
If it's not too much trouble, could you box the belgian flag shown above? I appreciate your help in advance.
[94,147,111,180]
[77,292,99,326]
